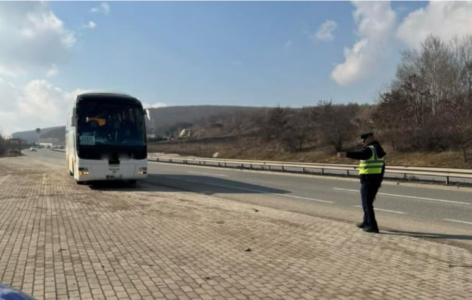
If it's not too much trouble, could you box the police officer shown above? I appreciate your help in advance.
[337,132,386,233]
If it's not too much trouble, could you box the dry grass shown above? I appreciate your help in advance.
[148,140,472,169]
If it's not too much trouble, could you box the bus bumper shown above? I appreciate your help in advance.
[75,159,148,182]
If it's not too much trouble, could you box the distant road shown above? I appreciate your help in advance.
[27,149,472,248]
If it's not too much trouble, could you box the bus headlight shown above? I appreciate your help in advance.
[78,167,90,175]
[138,167,147,175]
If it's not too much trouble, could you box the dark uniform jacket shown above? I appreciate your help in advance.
[346,141,386,185]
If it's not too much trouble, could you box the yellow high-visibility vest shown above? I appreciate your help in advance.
[359,145,385,175]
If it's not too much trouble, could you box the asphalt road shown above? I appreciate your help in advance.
[26,149,472,248]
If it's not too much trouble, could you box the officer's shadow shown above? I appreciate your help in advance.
[383,230,472,241]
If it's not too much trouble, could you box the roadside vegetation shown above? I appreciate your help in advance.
[149,35,472,168]
[0,132,5,157]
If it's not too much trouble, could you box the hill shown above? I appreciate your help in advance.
[12,126,66,144]
[146,105,266,136]
[11,105,265,144]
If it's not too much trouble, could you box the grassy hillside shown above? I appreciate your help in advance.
[41,127,65,141]
[11,105,264,144]
[146,105,265,136]
[12,126,65,144]
[149,138,472,169]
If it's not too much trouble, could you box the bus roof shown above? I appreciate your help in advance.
[76,92,142,105]
[77,91,134,98]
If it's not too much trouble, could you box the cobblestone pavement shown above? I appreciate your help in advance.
[0,157,471,300]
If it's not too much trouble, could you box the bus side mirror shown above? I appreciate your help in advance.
[71,108,78,127]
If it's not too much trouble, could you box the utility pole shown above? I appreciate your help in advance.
[36,128,41,147]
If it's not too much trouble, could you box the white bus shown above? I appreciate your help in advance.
[66,92,148,184]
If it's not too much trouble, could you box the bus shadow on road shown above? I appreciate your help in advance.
[383,230,472,241]
[147,174,289,195]
[88,174,289,195]
[87,180,173,192]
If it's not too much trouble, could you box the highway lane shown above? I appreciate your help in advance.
[26,149,472,247]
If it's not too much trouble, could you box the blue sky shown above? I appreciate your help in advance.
[50,1,419,107]
[2,1,472,133]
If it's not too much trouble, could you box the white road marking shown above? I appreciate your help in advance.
[333,188,470,205]
[354,205,405,214]
[278,194,334,204]
[333,188,359,193]
[444,219,472,226]
[187,171,229,177]
[0,175,10,185]
[167,177,334,204]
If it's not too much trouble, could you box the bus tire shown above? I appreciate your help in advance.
[71,161,75,177]
[128,180,137,185]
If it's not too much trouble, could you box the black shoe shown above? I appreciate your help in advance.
[356,222,365,229]
[363,227,379,233]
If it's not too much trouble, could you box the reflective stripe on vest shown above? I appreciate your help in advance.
[359,145,385,175]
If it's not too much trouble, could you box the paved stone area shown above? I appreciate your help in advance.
[0,156,471,300]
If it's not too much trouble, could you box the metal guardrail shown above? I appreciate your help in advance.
[149,155,472,185]
[47,150,472,185]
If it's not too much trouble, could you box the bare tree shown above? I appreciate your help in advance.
[312,101,357,151]
[262,106,289,142]
[373,90,409,151]
[375,35,472,155]
[397,35,458,118]
[444,97,472,162]
[281,108,314,152]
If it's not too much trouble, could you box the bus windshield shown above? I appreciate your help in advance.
[77,101,146,147]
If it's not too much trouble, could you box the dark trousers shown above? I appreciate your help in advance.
[360,183,380,229]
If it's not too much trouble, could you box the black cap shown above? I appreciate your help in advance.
[360,131,374,139]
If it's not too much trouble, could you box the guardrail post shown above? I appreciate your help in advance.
[250,164,253,170]
[321,168,324,175]
[302,167,306,173]
[170,159,173,163]
[347,170,350,176]
[446,176,450,185]
[268,165,271,171]
[281,166,285,172]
